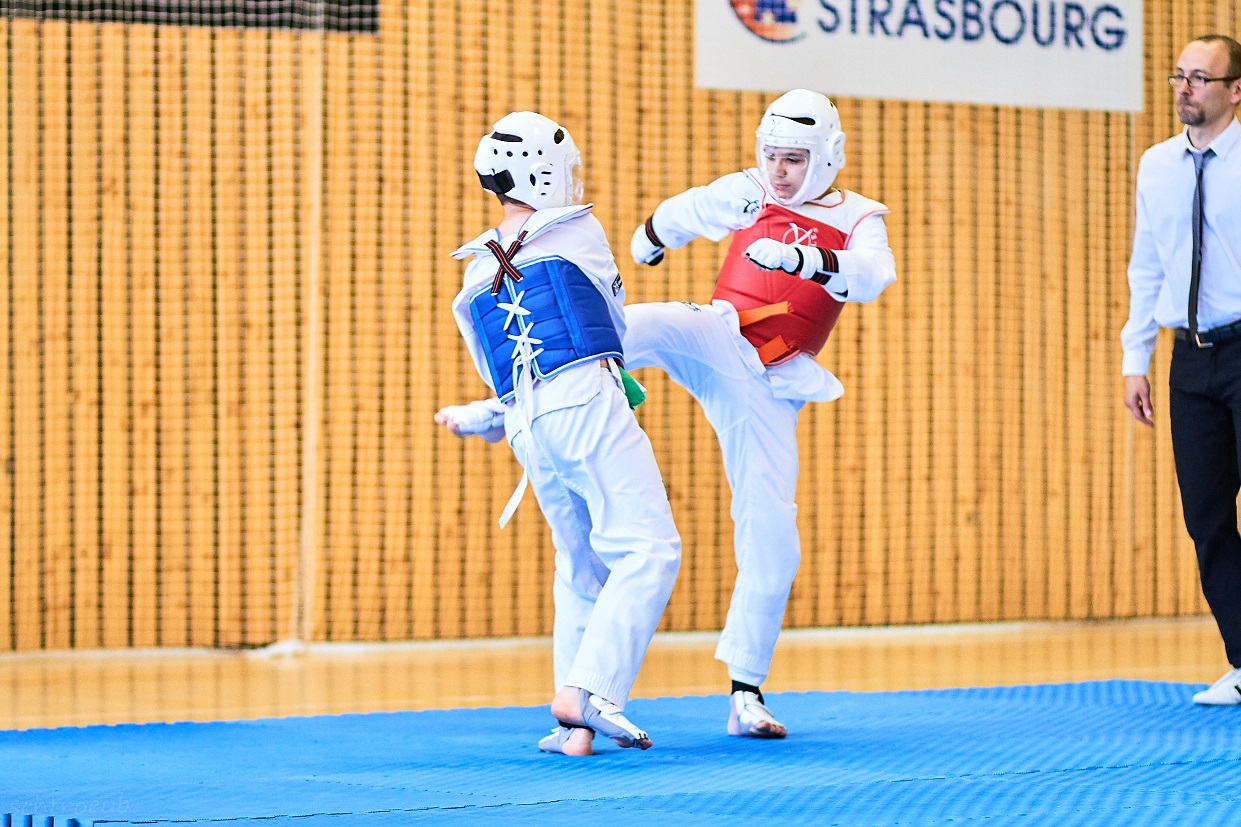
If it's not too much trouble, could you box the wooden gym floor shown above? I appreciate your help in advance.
[0,616,1228,731]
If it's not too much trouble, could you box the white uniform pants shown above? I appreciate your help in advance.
[507,365,681,707]
[624,301,802,684]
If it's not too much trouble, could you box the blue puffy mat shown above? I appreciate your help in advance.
[3,680,1240,826]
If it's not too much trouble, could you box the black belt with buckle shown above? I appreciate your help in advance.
[1175,319,1241,347]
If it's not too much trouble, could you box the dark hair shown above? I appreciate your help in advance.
[1194,34,1241,79]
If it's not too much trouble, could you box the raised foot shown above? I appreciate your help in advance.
[551,686,653,749]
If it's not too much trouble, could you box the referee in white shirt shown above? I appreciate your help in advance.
[1121,34,1241,706]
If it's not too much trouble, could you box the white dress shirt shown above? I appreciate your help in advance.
[1121,118,1241,375]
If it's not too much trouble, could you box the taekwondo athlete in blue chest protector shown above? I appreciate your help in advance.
[443,111,682,757]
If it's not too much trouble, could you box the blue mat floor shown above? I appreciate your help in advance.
[2,680,1240,826]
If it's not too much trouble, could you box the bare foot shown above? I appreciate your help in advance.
[538,725,594,756]
[561,727,594,756]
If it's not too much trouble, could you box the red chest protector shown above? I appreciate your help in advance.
[711,203,846,366]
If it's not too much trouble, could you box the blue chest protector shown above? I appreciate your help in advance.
[469,256,624,403]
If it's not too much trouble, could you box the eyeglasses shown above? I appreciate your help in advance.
[1168,73,1241,89]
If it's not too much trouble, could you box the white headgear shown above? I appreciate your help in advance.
[474,111,583,210]
[755,89,847,206]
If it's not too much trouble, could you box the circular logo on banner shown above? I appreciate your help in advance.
[729,0,805,43]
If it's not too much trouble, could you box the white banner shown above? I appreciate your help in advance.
[696,0,1144,111]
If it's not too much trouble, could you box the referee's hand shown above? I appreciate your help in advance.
[1123,375,1154,427]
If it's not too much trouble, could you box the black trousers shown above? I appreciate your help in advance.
[1169,335,1241,667]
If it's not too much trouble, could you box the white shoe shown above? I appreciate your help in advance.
[1192,667,1241,705]
[538,725,594,756]
[727,690,787,739]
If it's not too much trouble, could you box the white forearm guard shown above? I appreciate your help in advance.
[630,216,666,266]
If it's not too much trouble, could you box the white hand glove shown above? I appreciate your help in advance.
[434,398,507,443]
[630,222,665,266]
[745,239,834,282]
[744,238,803,273]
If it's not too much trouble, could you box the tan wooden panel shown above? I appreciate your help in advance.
[974,103,1002,623]
[1091,111,1122,618]
[151,25,191,647]
[403,3,440,642]
[320,31,360,642]
[348,31,387,642]
[181,26,224,648]
[295,31,325,644]
[95,23,132,650]
[231,27,260,645]
[373,11,405,641]
[0,19,11,651]
[930,101,959,621]
[240,28,273,644]
[900,101,934,627]
[126,24,161,649]
[823,100,866,629]
[4,19,37,650]
[240,28,303,646]
[1018,109,1049,621]
[7,21,45,651]
[949,103,980,623]
[1041,110,1070,620]
[995,105,1026,621]
[994,104,1024,621]
[1081,110,1106,618]
[63,25,100,650]
[1109,107,1138,620]
[39,21,74,651]
[424,9,477,643]
[266,30,300,646]
[872,99,902,626]
[1065,110,1094,620]
[211,27,245,648]
[375,18,414,641]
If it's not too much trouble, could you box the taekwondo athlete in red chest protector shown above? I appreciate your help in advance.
[623,89,897,738]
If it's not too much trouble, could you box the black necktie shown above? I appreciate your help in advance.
[1188,148,1214,346]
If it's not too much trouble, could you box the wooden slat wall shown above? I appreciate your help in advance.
[0,0,1236,650]
[1,16,305,649]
